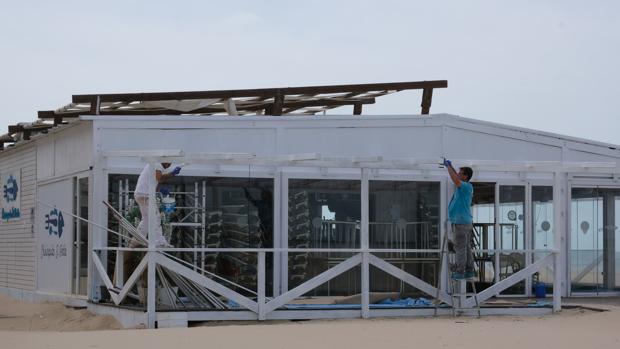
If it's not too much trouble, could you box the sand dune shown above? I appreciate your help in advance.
[0,294,121,332]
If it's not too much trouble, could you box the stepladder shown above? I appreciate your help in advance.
[434,227,481,317]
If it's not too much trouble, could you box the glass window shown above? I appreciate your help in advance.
[72,177,90,295]
[499,185,525,295]
[471,182,496,291]
[532,186,554,294]
[288,179,360,295]
[499,185,525,250]
[571,188,603,293]
[369,180,440,292]
[532,186,554,249]
[108,174,274,303]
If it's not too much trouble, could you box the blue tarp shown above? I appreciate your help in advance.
[228,297,432,310]
[379,297,431,307]
[283,297,432,310]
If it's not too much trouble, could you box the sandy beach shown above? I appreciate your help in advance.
[1,293,620,349]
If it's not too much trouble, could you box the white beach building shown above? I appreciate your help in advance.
[0,81,618,328]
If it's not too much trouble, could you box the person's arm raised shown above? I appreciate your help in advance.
[443,159,462,187]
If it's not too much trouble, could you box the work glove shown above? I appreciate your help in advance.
[171,166,182,175]
[159,186,170,196]
[443,158,452,167]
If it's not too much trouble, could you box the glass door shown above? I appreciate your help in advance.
[570,187,620,294]
[72,176,89,295]
[471,182,496,292]
[498,185,526,295]
[531,186,554,294]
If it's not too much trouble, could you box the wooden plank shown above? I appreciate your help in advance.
[353,103,362,115]
[37,111,81,119]
[421,88,433,114]
[271,92,284,116]
[90,96,101,115]
[71,80,448,103]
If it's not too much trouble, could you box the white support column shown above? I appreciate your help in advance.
[439,178,448,293]
[361,168,370,318]
[258,251,266,320]
[273,171,282,296]
[553,171,563,311]
[114,179,124,288]
[147,161,158,329]
[115,252,125,288]
[603,191,615,291]
[563,177,571,297]
[553,252,561,312]
[89,133,108,302]
[494,183,500,292]
[525,182,532,296]
[280,173,289,294]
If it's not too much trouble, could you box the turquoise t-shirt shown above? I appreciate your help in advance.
[448,181,473,224]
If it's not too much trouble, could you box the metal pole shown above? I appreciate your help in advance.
[525,182,532,296]
[115,179,124,288]
[202,181,206,276]
[494,184,501,292]
[258,251,266,320]
[361,168,370,318]
[147,161,157,328]
[553,171,562,312]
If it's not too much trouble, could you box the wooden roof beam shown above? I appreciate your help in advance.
[280,97,375,115]
[421,88,433,115]
[71,80,447,103]
[38,97,377,117]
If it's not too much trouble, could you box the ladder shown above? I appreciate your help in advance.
[434,228,481,317]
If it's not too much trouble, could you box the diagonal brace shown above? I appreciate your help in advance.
[92,251,148,305]
[155,253,259,313]
[264,254,362,314]
[464,253,554,308]
[369,254,453,306]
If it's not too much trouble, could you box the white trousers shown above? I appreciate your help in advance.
[135,193,167,245]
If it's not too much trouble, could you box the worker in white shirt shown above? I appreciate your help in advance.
[134,162,181,247]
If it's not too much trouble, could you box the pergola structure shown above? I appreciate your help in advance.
[0,80,447,149]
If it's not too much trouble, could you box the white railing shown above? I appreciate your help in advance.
[92,244,560,324]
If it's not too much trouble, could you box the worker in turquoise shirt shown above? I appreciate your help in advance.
[443,158,475,279]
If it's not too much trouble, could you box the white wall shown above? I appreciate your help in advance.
[36,122,93,181]
[89,114,620,169]
[36,178,74,294]
[0,144,36,291]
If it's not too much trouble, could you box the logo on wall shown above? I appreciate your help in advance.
[1,170,21,222]
[45,208,64,238]
[3,175,18,202]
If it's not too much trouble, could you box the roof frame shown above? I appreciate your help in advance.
[36,80,447,123]
[0,80,448,150]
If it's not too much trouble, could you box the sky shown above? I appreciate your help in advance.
[0,0,619,144]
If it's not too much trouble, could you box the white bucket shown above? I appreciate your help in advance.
[161,196,176,213]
